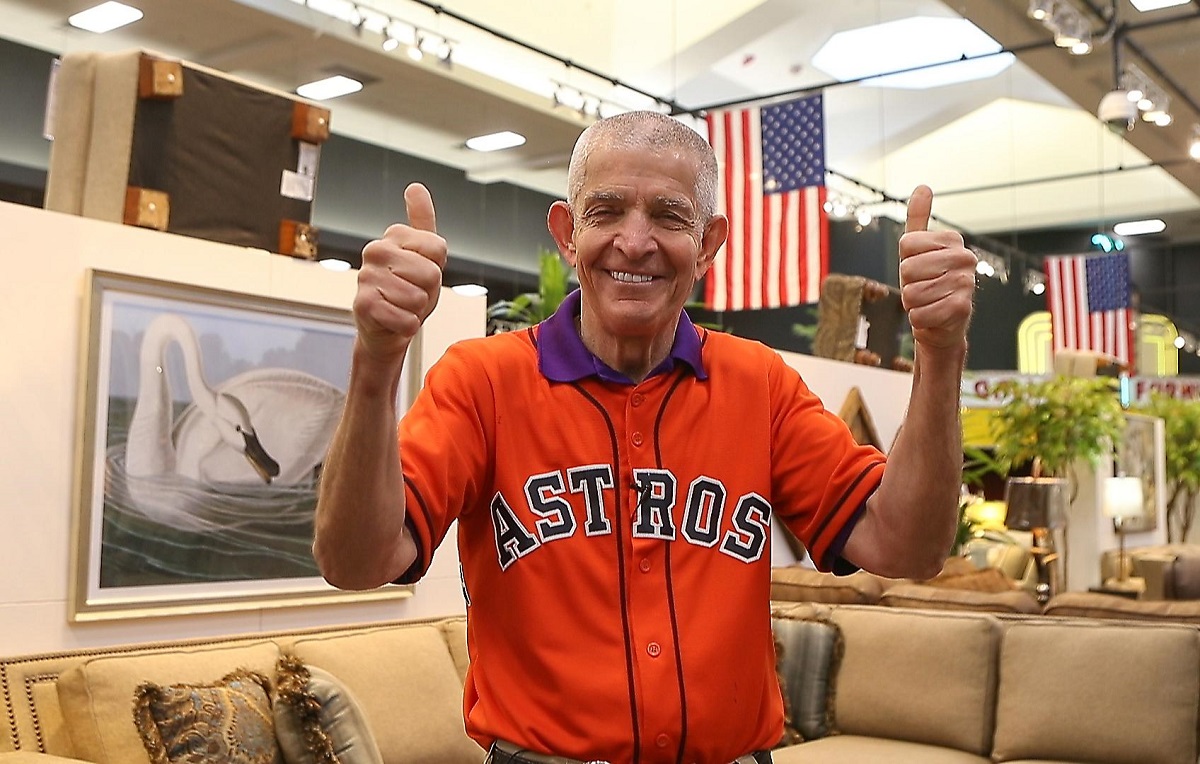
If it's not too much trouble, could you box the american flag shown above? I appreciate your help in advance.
[1044,252,1136,367]
[704,93,829,311]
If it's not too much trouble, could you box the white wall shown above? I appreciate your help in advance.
[0,201,482,656]
[769,351,915,566]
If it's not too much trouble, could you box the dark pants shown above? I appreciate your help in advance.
[486,741,773,764]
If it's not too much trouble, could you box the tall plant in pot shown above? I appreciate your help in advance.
[988,375,1126,592]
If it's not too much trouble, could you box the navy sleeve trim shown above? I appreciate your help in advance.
[391,477,430,585]
[821,498,869,575]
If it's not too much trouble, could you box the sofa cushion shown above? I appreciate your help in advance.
[770,567,886,605]
[771,614,843,742]
[290,625,485,763]
[829,607,999,755]
[132,669,282,764]
[273,656,382,764]
[993,620,1200,764]
[880,582,1041,615]
[770,734,990,763]
[56,641,280,764]
[438,618,470,685]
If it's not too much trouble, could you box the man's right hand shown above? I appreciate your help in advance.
[353,182,447,365]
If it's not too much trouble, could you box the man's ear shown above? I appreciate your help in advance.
[695,214,728,280]
[547,201,577,267]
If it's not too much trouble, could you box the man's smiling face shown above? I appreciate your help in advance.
[554,144,724,343]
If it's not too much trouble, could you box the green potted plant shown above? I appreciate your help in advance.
[989,376,1126,496]
[1136,392,1200,542]
[988,375,1126,592]
[486,247,571,333]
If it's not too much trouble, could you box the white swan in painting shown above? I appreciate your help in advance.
[123,313,345,501]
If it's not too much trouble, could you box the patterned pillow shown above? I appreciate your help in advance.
[772,615,844,744]
[132,669,283,764]
[273,655,384,764]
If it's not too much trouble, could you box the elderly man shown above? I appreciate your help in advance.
[314,110,976,764]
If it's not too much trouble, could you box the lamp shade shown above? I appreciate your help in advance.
[1103,476,1145,520]
[1004,477,1068,530]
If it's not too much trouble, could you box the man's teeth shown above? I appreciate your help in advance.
[611,271,653,283]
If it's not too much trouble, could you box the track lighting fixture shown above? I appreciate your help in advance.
[1029,0,1094,55]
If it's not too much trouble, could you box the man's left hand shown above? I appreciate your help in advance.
[897,185,977,352]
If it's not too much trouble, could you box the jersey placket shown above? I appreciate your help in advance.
[621,378,686,761]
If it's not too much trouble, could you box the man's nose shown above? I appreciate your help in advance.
[613,212,658,257]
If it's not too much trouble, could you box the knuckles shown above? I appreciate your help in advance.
[898,229,965,258]
[365,225,449,269]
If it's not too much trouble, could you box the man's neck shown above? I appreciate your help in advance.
[576,315,677,383]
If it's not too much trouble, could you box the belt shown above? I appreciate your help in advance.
[487,740,772,764]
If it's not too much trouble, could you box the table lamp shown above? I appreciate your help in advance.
[1103,475,1145,590]
[1004,477,1068,602]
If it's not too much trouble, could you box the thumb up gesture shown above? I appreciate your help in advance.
[897,185,977,353]
[353,182,448,364]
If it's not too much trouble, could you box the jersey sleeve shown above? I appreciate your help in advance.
[768,353,886,572]
[395,341,495,583]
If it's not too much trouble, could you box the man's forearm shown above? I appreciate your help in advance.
[847,342,965,578]
[313,344,419,590]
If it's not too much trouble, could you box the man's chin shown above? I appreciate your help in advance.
[599,308,675,339]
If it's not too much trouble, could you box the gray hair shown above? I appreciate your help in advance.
[566,111,718,220]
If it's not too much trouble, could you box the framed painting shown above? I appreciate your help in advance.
[69,270,418,621]
[1113,412,1162,534]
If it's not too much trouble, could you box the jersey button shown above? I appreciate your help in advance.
[639,558,651,573]
[631,432,644,447]
[647,641,662,657]
[631,393,645,407]
[655,733,670,748]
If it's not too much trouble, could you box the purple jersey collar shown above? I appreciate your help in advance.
[537,289,707,384]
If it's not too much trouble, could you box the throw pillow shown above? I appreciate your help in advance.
[273,655,384,764]
[772,615,844,745]
[132,669,283,764]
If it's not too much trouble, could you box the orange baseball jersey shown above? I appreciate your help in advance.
[396,291,886,763]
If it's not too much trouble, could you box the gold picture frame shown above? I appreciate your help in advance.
[69,270,417,621]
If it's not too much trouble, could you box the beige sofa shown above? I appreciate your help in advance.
[5,603,1198,764]
[771,560,1200,623]
[769,601,1200,764]
[0,615,485,764]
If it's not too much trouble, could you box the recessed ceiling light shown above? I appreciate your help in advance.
[1130,0,1189,10]
[1113,219,1166,236]
[68,1,143,33]
[296,75,363,101]
[465,130,526,152]
[812,17,1015,90]
[451,283,489,297]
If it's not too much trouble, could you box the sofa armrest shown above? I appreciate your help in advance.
[0,753,96,763]
[880,582,1042,614]
[770,566,887,605]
